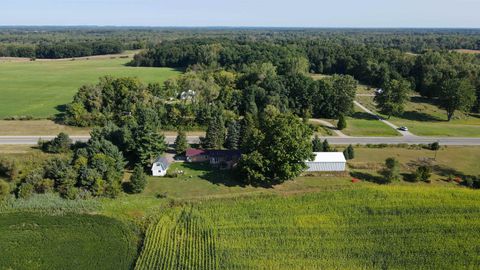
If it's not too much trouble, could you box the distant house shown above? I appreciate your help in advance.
[151,157,171,176]
[306,152,346,172]
[186,148,241,169]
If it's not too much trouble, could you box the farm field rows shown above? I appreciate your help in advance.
[0,212,139,270]
[141,186,480,269]
[0,56,180,119]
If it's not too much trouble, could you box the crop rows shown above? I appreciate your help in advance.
[135,207,217,270]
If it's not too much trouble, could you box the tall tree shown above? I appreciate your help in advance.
[237,108,313,184]
[375,79,410,119]
[438,78,476,121]
[225,121,241,150]
[129,165,147,193]
[203,109,226,149]
[174,129,189,155]
[337,114,347,130]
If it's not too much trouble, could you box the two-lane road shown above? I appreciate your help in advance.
[1,135,480,146]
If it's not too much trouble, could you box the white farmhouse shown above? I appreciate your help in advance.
[151,157,170,177]
[306,152,346,172]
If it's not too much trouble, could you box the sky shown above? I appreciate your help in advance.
[2,0,480,28]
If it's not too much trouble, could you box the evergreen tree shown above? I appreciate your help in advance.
[225,121,240,150]
[130,165,147,194]
[203,112,226,149]
[312,135,323,152]
[343,145,355,160]
[383,157,401,183]
[322,139,331,152]
[337,114,347,130]
[174,129,188,155]
[240,113,258,152]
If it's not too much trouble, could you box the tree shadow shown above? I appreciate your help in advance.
[53,104,68,124]
[352,112,377,120]
[350,171,386,184]
[181,162,251,188]
[399,111,443,122]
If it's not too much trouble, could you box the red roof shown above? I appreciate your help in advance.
[186,148,207,157]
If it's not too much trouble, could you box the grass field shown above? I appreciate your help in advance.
[0,55,180,118]
[0,212,139,270]
[136,186,480,269]
[342,105,400,137]
[356,95,480,137]
[0,120,91,135]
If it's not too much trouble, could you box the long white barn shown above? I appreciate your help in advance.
[306,152,346,172]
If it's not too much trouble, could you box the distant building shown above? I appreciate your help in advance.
[151,157,171,177]
[306,152,346,172]
[186,148,241,169]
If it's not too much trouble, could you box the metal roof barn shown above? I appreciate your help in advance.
[306,152,347,172]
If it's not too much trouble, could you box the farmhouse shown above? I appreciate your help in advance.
[306,152,346,172]
[151,157,171,176]
[186,148,242,169]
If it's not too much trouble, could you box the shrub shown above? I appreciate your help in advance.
[0,180,10,201]
[415,166,432,183]
[18,182,35,199]
[382,157,401,183]
[429,142,440,151]
[343,145,355,160]
[40,132,72,153]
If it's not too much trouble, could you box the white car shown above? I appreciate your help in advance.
[398,126,409,131]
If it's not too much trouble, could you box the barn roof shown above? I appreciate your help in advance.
[309,152,346,163]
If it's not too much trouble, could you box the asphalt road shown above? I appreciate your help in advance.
[1,135,480,146]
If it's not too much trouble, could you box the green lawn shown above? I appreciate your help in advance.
[356,96,480,137]
[342,105,400,137]
[0,212,139,270]
[0,56,180,118]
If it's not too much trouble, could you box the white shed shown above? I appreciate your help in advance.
[306,152,346,172]
[151,157,170,177]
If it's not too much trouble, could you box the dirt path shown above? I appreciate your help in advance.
[309,119,348,137]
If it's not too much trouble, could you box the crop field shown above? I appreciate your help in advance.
[0,55,180,118]
[173,185,480,269]
[0,212,139,270]
[355,96,480,137]
[135,207,218,270]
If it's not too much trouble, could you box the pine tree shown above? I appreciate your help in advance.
[337,114,347,130]
[347,145,355,159]
[312,135,323,152]
[343,148,350,160]
[203,112,225,149]
[322,139,331,152]
[174,129,188,155]
[225,121,240,150]
[130,165,147,194]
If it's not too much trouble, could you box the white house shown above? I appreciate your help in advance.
[151,157,171,177]
[306,152,346,172]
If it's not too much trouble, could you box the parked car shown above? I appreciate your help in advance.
[398,126,409,131]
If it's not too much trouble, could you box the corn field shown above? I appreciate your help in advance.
[135,207,218,270]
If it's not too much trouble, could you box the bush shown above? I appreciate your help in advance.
[18,183,35,199]
[0,180,10,201]
[382,157,401,183]
[414,166,432,183]
[343,145,355,160]
[429,142,440,151]
[40,133,72,153]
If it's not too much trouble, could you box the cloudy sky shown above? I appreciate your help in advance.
[2,0,480,27]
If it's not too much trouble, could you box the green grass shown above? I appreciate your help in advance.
[342,105,400,137]
[356,96,480,137]
[137,186,480,269]
[0,57,180,118]
[0,212,140,270]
